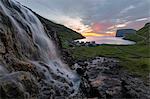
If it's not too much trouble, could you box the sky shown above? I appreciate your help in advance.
[16,0,150,37]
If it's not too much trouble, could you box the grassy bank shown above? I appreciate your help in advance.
[67,23,150,78]
[69,44,149,77]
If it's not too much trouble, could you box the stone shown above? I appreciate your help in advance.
[0,71,39,99]
[0,40,5,54]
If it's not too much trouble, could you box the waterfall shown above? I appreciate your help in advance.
[0,0,80,96]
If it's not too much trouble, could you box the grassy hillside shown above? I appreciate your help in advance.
[69,23,150,78]
[36,14,84,47]
[124,23,150,44]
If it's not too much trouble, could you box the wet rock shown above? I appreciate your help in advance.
[61,49,75,66]
[121,72,150,98]
[75,57,150,98]
[0,40,5,54]
[76,68,85,75]
[0,0,81,98]
[0,71,39,99]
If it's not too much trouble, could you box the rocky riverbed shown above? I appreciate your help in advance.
[73,57,150,98]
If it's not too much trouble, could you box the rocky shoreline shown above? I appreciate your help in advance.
[69,41,99,47]
[73,57,150,98]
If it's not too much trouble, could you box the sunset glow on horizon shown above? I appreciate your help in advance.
[68,21,117,37]
[81,32,116,37]
[72,22,116,37]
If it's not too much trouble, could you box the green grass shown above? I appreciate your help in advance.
[58,31,84,48]
[69,44,150,78]
[70,44,149,59]
[120,58,150,77]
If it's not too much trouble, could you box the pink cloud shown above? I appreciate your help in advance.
[91,22,113,33]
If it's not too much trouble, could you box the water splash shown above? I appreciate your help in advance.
[0,0,80,96]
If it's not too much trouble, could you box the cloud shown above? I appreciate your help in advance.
[120,5,135,14]
[135,18,149,22]
[116,24,127,28]
[16,0,149,36]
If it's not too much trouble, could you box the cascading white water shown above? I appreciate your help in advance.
[0,0,80,96]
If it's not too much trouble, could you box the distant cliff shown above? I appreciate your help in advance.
[116,29,136,37]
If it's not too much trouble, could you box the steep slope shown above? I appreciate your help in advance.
[0,0,81,98]
[36,14,84,48]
